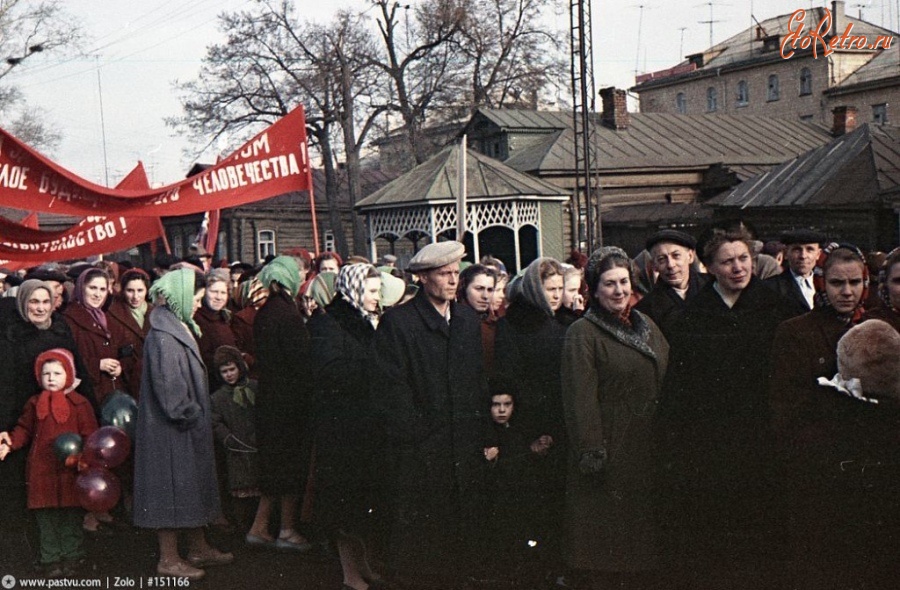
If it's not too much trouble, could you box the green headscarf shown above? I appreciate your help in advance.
[149,268,202,337]
[258,255,301,297]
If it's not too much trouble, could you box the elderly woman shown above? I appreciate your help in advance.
[861,247,900,333]
[308,264,384,590]
[560,246,669,586]
[660,228,793,582]
[194,269,238,385]
[246,255,314,551]
[133,269,232,580]
[0,280,96,570]
[106,268,153,400]
[62,267,125,406]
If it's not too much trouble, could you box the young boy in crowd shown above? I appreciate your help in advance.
[0,348,98,578]
[209,345,261,535]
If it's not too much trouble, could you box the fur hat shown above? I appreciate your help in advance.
[836,320,900,401]
[212,345,248,377]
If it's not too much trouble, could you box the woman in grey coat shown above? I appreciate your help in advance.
[133,269,233,581]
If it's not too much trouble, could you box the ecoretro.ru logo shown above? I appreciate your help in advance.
[781,8,893,59]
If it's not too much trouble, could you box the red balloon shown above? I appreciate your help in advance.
[75,467,121,513]
[82,426,131,469]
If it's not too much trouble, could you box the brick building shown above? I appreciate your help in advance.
[632,1,898,127]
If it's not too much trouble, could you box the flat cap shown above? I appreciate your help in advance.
[382,254,397,264]
[780,229,826,245]
[25,266,68,284]
[646,229,696,252]
[407,241,466,272]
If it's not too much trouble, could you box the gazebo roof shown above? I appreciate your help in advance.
[356,143,568,211]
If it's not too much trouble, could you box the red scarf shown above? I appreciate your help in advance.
[36,390,70,424]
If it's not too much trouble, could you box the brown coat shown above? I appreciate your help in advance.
[63,303,125,406]
[106,299,152,400]
[561,309,669,572]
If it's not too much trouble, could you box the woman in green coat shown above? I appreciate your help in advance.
[560,247,669,587]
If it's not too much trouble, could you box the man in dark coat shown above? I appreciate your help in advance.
[764,229,826,317]
[635,229,708,339]
[370,241,487,588]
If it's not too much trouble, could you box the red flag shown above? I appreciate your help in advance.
[0,106,310,216]
[19,212,38,229]
[205,209,221,258]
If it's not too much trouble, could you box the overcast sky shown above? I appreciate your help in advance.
[9,0,892,188]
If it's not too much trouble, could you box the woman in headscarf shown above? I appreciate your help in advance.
[560,246,669,587]
[457,264,500,375]
[62,267,126,406]
[493,257,569,576]
[246,255,314,551]
[106,268,153,400]
[861,247,900,333]
[308,263,384,590]
[133,269,232,581]
[194,269,238,385]
[0,280,95,569]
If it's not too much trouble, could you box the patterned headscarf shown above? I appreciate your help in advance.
[336,263,381,326]
[73,267,111,338]
[878,247,900,311]
[811,242,869,323]
[16,279,54,330]
[149,268,202,336]
[258,255,301,298]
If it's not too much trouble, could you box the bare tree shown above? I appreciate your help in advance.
[0,0,84,151]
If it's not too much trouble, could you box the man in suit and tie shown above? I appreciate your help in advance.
[764,229,825,317]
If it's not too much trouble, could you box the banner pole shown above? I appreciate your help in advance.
[307,155,320,257]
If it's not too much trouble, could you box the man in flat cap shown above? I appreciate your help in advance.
[635,229,707,338]
[370,240,487,588]
[764,229,826,317]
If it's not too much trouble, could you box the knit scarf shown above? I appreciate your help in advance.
[129,300,148,329]
[583,306,656,361]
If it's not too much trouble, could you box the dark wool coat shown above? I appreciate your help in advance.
[253,290,313,495]
[634,269,708,339]
[194,305,237,386]
[370,290,487,577]
[561,310,669,572]
[764,271,813,318]
[63,303,125,406]
[861,306,900,334]
[231,306,258,377]
[8,392,98,509]
[132,306,220,529]
[211,379,259,492]
[494,300,569,443]
[308,296,378,533]
[106,299,152,400]
[659,277,793,554]
[0,299,96,510]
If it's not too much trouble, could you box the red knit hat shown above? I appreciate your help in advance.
[34,348,77,391]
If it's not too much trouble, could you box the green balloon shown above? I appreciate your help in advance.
[53,432,83,462]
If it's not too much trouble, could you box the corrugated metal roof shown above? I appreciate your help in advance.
[491,110,832,173]
[715,123,900,208]
[356,144,569,210]
[601,203,713,224]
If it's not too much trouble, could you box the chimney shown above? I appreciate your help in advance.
[832,105,858,136]
[832,1,844,36]
[600,87,630,130]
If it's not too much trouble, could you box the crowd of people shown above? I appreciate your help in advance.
[0,227,899,590]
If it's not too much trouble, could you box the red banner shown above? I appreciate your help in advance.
[0,162,165,267]
[0,106,310,216]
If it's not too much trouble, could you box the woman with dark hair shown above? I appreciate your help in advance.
[314,252,343,275]
[457,264,499,374]
[133,269,232,580]
[308,263,385,590]
[560,246,669,586]
[494,257,569,576]
[247,255,314,551]
[106,268,153,399]
[62,267,125,406]
[861,247,900,333]
[659,228,793,584]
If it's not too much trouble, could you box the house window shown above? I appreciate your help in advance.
[873,103,888,125]
[706,87,718,112]
[736,80,749,106]
[799,68,812,96]
[257,230,276,262]
[800,114,815,122]
[767,75,780,101]
[675,92,687,114]
[324,230,335,252]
